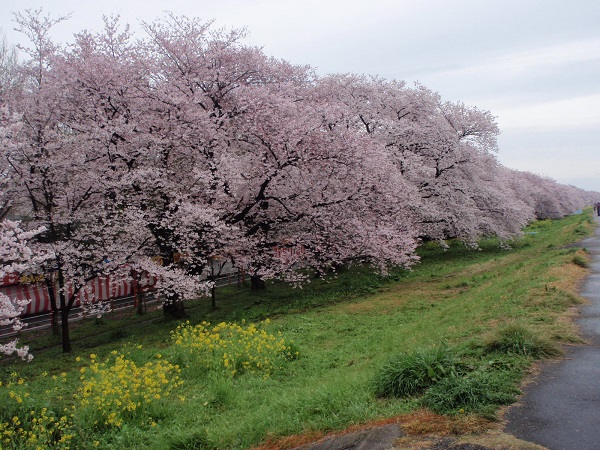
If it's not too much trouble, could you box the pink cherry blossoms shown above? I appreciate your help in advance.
[0,220,46,360]
[1,10,598,352]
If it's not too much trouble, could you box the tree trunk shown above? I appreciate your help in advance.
[55,264,73,352]
[163,292,186,320]
[210,260,217,308]
[61,308,71,353]
[136,290,145,315]
[51,310,60,335]
[251,275,266,291]
[133,271,145,315]
[45,278,60,336]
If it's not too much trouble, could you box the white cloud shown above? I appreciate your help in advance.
[494,94,600,130]
[440,38,600,80]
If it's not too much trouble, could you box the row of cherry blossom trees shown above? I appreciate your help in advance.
[1,10,598,352]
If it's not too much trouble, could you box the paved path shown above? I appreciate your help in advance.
[504,214,600,450]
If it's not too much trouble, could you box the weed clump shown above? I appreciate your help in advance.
[0,372,75,448]
[422,371,519,417]
[373,346,457,398]
[483,324,562,358]
[572,254,589,268]
[372,336,543,417]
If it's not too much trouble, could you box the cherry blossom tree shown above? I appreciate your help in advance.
[0,32,23,221]
[135,16,422,290]
[0,29,22,104]
[505,170,597,220]
[4,10,154,351]
[0,105,17,220]
[224,79,421,283]
[319,74,539,245]
[0,220,46,360]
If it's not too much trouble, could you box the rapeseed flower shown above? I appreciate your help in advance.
[170,319,297,378]
[75,351,183,430]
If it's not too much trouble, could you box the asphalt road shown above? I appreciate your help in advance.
[504,213,600,450]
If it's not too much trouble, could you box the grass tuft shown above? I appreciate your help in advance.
[572,253,589,268]
[483,324,562,358]
[421,371,519,417]
[373,346,457,398]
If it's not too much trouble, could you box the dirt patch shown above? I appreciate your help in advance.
[394,431,547,449]
[251,410,545,450]
[547,260,589,294]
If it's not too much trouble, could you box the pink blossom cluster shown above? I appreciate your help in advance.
[0,220,45,360]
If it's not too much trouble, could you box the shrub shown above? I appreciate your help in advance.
[483,324,561,358]
[373,346,457,398]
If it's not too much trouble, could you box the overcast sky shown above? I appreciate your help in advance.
[2,0,599,193]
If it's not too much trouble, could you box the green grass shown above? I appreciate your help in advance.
[370,323,561,418]
[0,210,595,449]
[422,370,520,418]
[372,346,458,398]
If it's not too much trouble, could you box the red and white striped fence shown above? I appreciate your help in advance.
[0,274,147,316]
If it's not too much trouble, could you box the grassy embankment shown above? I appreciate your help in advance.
[0,210,595,449]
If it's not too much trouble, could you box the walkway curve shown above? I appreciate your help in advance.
[504,214,600,450]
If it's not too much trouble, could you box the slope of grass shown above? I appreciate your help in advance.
[0,210,595,449]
